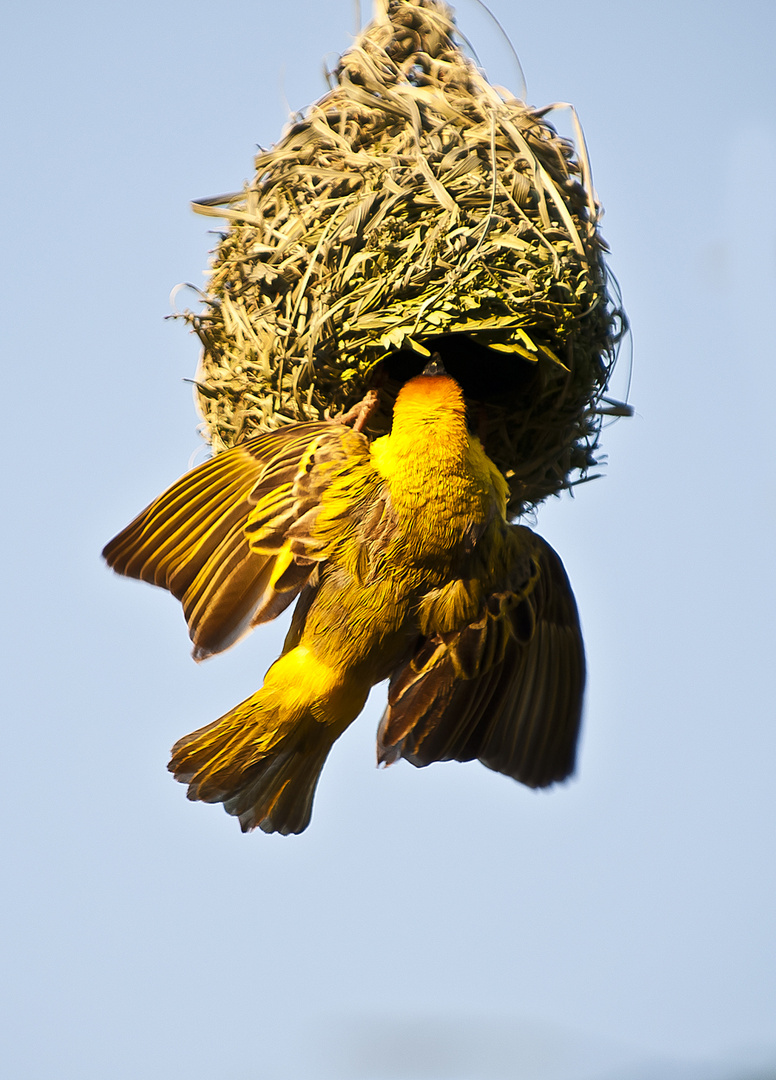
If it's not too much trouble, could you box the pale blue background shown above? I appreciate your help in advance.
[3,2,775,1078]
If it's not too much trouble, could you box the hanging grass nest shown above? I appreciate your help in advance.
[181,0,627,517]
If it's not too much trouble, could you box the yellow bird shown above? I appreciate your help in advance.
[103,364,585,834]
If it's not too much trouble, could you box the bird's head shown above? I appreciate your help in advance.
[391,356,468,434]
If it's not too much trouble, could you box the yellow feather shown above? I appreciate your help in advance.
[104,371,585,833]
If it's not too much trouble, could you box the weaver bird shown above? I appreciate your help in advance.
[103,363,585,834]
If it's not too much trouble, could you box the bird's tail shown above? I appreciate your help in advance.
[170,711,332,835]
[169,647,369,834]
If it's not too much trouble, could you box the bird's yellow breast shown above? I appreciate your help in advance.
[290,373,507,676]
[369,374,507,562]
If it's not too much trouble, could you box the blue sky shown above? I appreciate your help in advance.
[3,2,775,1078]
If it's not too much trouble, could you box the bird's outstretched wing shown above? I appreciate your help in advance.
[102,422,369,660]
[377,526,585,788]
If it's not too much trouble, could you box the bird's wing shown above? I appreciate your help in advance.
[102,422,369,659]
[377,525,585,788]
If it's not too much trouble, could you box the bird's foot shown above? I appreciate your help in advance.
[337,388,381,432]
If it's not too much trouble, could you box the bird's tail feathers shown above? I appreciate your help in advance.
[169,691,334,835]
[169,647,368,834]
[226,742,332,835]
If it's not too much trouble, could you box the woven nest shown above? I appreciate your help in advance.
[181,0,626,517]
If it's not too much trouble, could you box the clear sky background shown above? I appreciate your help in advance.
[3,2,775,1078]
